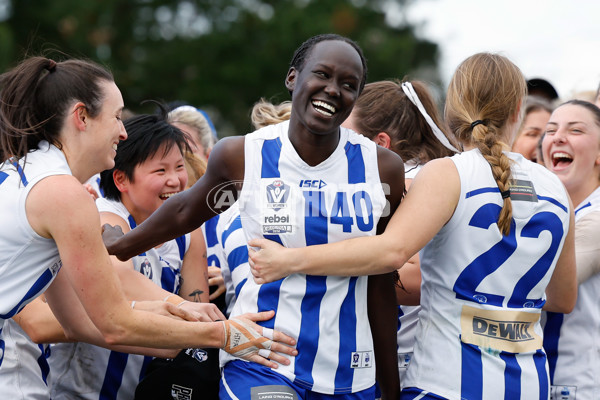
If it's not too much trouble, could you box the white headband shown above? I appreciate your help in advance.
[401,82,460,153]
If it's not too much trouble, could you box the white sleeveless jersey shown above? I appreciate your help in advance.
[214,202,250,316]
[543,186,600,400]
[397,161,424,382]
[221,121,387,394]
[404,149,571,400]
[0,319,52,399]
[50,197,190,400]
[0,142,70,399]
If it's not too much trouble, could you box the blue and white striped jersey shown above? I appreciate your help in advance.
[543,186,600,400]
[49,197,190,400]
[405,150,571,400]
[0,142,70,399]
[221,121,387,394]
[214,202,250,316]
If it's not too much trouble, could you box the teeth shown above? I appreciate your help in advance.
[112,144,118,151]
[552,152,572,160]
[312,100,336,116]
[159,192,178,200]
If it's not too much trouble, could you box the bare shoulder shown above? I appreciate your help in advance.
[206,136,245,182]
[27,174,99,238]
[100,211,131,233]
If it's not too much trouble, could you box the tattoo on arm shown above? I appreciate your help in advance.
[188,289,204,302]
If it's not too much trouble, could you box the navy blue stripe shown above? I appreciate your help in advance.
[227,245,248,272]
[11,159,28,186]
[295,275,328,390]
[96,176,104,197]
[0,268,54,319]
[234,278,247,297]
[222,216,242,245]
[500,352,521,399]
[0,328,4,367]
[537,195,568,213]
[344,142,366,184]
[334,277,358,391]
[139,355,153,382]
[175,235,186,260]
[303,191,328,245]
[37,344,50,385]
[575,202,592,216]
[0,171,8,185]
[256,279,283,330]
[533,349,548,400]
[461,342,483,400]
[204,215,220,247]
[466,187,500,198]
[542,311,563,383]
[261,138,282,178]
[128,214,137,229]
[99,351,129,400]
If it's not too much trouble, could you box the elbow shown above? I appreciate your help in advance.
[99,322,129,346]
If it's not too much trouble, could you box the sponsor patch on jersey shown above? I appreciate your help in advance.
[460,305,542,353]
[397,352,412,369]
[171,384,193,400]
[550,385,577,400]
[509,179,538,202]
[261,179,294,234]
[350,351,373,369]
[251,385,298,400]
[50,259,62,276]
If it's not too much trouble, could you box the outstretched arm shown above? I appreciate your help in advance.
[249,158,460,281]
[104,136,245,261]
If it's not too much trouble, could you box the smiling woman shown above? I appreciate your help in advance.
[541,100,600,399]
[101,34,406,400]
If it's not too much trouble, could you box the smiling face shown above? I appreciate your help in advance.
[285,40,363,138]
[512,109,551,162]
[118,142,188,223]
[86,80,127,173]
[542,103,600,199]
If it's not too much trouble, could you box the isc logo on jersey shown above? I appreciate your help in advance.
[263,179,293,234]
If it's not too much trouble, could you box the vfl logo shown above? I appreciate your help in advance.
[266,180,289,211]
[350,351,373,369]
[171,384,193,400]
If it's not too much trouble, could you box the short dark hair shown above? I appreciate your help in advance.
[100,104,191,201]
[289,33,367,95]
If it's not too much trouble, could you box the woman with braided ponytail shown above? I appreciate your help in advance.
[249,52,577,399]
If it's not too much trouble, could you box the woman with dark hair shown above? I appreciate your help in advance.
[249,53,577,399]
[0,56,296,399]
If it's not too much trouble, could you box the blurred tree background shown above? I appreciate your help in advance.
[0,0,441,137]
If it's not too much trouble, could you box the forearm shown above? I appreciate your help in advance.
[289,235,405,276]
[109,191,204,260]
[368,273,401,399]
[13,298,70,344]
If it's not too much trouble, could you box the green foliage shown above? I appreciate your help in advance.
[1,0,441,136]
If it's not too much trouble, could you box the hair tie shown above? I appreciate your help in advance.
[46,59,57,72]
[501,190,510,199]
[470,120,484,129]
[401,82,460,153]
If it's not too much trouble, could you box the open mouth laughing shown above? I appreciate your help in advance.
[312,100,336,117]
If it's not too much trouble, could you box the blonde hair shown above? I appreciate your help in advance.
[445,53,527,235]
[251,98,292,129]
[168,106,215,158]
[184,151,207,188]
